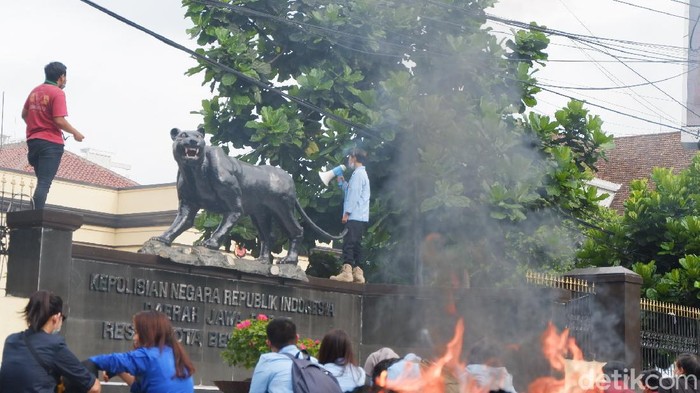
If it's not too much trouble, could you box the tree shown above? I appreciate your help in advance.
[577,157,700,306]
[183,0,612,284]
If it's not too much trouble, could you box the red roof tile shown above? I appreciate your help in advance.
[0,142,138,189]
[595,132,698,213]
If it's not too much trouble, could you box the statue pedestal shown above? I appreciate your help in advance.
[139,239,309,281]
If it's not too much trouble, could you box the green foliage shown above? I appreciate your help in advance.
[306,249,343,279]
[184,0,612,284]
[222,314,319,369]
[579,156,700,306]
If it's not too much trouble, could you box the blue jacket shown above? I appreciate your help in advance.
[339,166,370,222]
[90,346,194,393]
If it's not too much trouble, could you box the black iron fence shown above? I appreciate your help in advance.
[526,271,596,359]
[640,299,700,373]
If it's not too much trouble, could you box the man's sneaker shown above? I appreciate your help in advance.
[330,264,353,282]
[352,266,366,284]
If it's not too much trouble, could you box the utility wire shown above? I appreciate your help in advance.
[576,38,700,121]
[542,85,679,122]
[78,0,380,140]
[554,0,676,123]
[612,0,692,21]
[203,0,689,127]
[537,66,697,91]
[488,18,690,63]
[538,85,699,137]
[80,0,698,140]
[669,0,700,9]
[489,28,694,63]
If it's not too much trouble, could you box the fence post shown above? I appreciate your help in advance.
[566,266,642,372]
[5,209,83,298]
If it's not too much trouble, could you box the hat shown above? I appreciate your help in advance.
[364,347,400,375]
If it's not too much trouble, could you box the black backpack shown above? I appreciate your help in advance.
[284,352,343,393]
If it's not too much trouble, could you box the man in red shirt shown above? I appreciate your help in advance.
[21,62,85,209]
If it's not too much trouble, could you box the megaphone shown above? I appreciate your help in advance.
[319,165,346,186]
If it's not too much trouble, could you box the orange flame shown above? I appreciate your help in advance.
[528,322,604,393]
[374,321,602,393]
[378,319,465,393]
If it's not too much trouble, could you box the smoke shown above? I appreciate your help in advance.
[348,1,631,390]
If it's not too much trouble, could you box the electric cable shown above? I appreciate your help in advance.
[537,85,699,137]
[576,38,700,121]
[612,0,692,21]
[537,66,697,90]
[80,0,699,139]
[669,0,700,9]
[554,0,677,123]
[488,18,690,64]
[78,0,381,140]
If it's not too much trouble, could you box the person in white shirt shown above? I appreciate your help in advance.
[319,329,366,392]
[330,148,370,284]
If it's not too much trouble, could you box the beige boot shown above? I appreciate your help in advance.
[330,264,353,282]
[352,266,366,284]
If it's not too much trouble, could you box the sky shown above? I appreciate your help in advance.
[0,0,694,184]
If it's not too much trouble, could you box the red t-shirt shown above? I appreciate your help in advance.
[23,83,67,145]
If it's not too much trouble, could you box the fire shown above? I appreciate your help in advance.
[529,322,604,393]
[374,321,603,393]
[379,319,465,393]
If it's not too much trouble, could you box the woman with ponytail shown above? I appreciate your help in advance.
[89,310,195,393]
[0,290,100,393]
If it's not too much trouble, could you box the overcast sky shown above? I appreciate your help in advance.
[0,0,693,184]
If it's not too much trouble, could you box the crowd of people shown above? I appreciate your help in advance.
[2,290,700,393]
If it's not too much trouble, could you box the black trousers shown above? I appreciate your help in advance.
[27,139,64,210]
[342,220,367,267]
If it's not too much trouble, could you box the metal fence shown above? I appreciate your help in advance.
[526,271,596,359]
[640,298,700,373]
[0,175,34,294]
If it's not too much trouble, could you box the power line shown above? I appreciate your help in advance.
[576,38,700,121]
[668,0,700,9]
[78,0,381,141]
[488,18,690,64]
[80,0,699,140]
[538,66,697,91]
[537,85,699,137]
[612,0,692,21]
[199,0,687,132]
[555,0,677,124]
[490,28,694,63]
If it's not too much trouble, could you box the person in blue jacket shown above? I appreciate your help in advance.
[90,310,195,393]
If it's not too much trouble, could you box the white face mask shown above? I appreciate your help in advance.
[52,325,61,334]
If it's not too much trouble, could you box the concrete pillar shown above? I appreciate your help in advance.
[5,209,82,298]
[566,266,642,372]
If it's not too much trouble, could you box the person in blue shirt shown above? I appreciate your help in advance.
[330,148,370,284]
[89,310,195,393]
[250,318,321,393]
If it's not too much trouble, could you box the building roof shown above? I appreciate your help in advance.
[595,131,698,213]
[0,142,138,189]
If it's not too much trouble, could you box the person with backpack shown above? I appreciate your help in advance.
[249,317,343,393]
